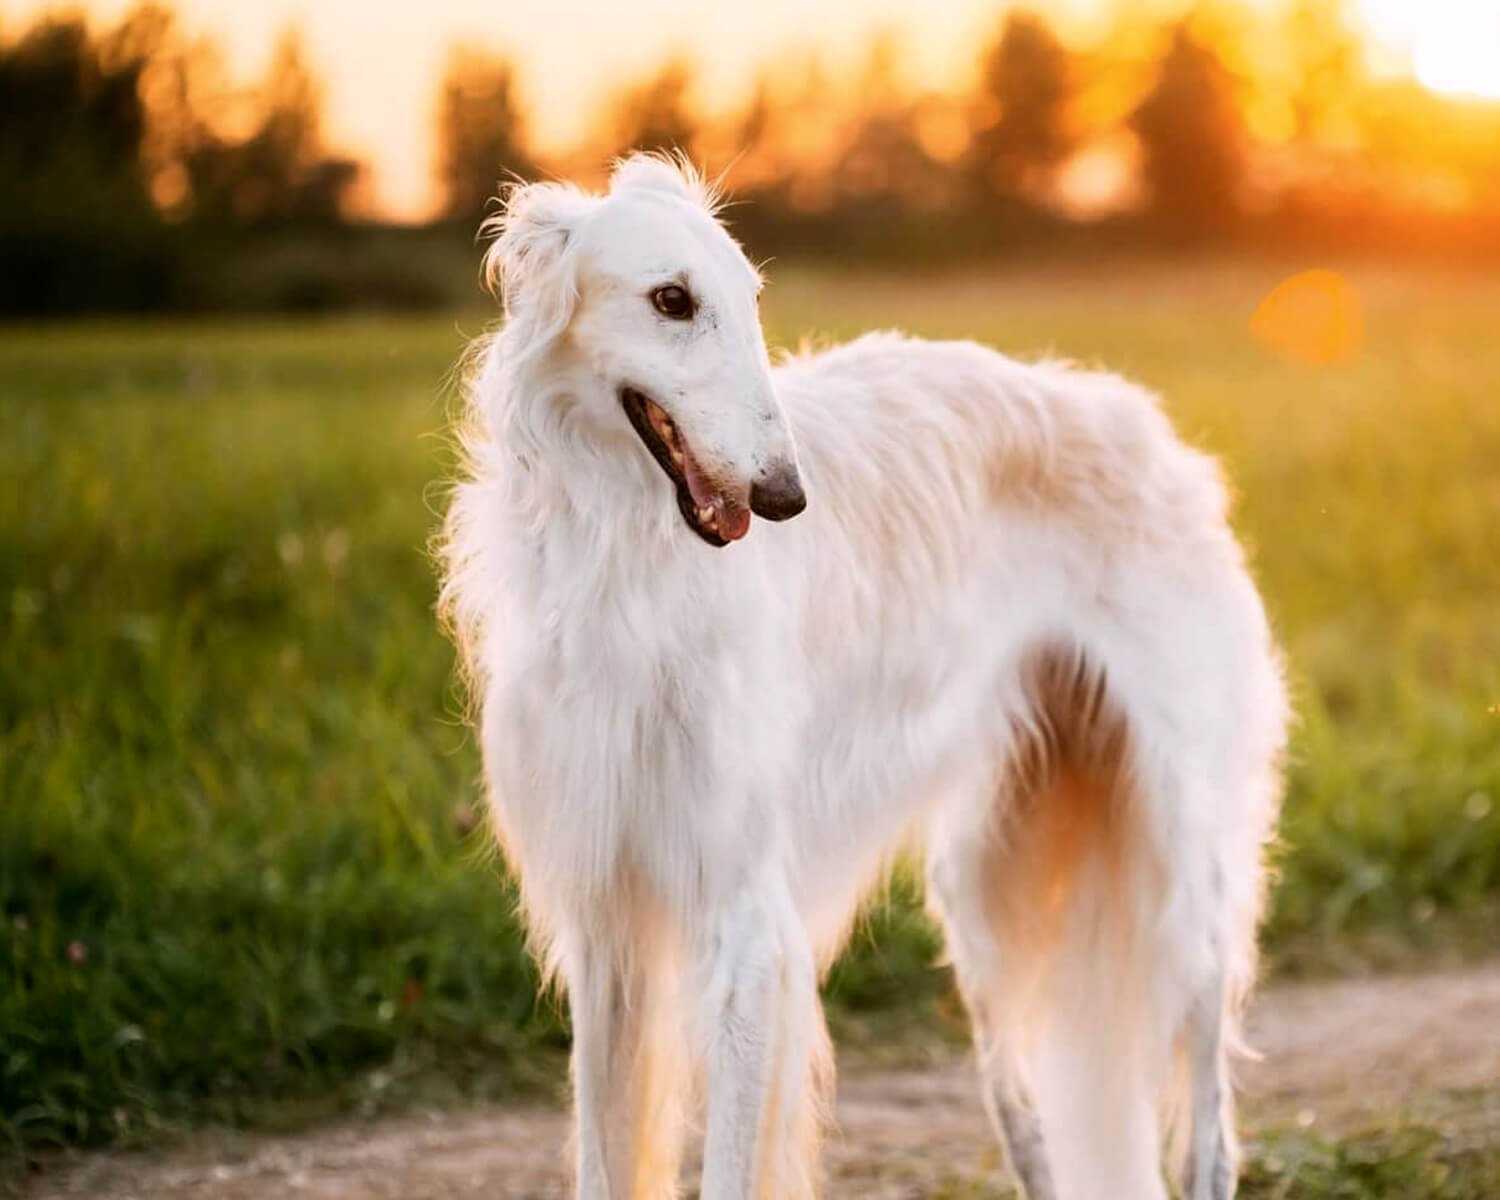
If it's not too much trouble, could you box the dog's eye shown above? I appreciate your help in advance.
[651,285,695,320]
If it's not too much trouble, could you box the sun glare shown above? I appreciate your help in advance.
[1361,0,1500,100]
[1414,18,1500,100]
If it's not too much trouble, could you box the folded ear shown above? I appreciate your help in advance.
[481,181,595,338]
[609,151,722,214]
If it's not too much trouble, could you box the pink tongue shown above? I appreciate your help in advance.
[716,504,751,541]
[683,450,751,542]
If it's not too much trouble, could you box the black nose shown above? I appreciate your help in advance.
[749,464,807,522]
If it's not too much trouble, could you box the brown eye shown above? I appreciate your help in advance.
[651,285,695,320]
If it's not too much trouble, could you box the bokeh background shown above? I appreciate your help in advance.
[5,0,1500,310]
[3,0,1499,1192]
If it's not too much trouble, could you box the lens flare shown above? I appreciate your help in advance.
[1250,270,1364,367]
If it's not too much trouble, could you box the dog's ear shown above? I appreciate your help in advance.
[481,182,593,336]
[609,151,721,214]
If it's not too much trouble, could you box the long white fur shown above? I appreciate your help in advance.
[439,153,1288,1200]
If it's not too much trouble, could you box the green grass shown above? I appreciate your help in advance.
[1240,1125,1500,1200]
[3,259,1499,1163]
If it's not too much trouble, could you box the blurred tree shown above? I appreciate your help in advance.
[716,74,774,194]
[605,57,697,160]
[0,7,173,311]
[436,49,536,226]
[722,55,841,210]
[1130,24,1247,237]
[830,35,949,212]
[1282,0,1364,148]
[0,16,146,192]
[182,29,358,228]
[966,11,1075,203]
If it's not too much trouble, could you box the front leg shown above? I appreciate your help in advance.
[697,874,827,1200]
[566,930,687,1200]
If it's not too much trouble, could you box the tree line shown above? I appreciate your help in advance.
[4,2,1499,314]
[0,8,366,312]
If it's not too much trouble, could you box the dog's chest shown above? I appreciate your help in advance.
[493,554,775,785]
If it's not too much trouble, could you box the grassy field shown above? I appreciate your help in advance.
[3,259,1499,1172]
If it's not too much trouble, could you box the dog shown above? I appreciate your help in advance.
[438,153,1287,1200]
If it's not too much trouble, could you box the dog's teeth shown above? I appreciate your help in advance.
[697,506,714,523]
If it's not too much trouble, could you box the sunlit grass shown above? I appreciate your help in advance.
[3,259,1498,1159]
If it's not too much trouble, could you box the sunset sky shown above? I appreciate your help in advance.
[7,0,1496,220]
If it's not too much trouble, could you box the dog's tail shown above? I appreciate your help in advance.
[985,777,1172,1197]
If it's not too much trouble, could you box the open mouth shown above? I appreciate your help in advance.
[620,387,751,546]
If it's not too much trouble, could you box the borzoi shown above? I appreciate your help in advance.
[439,154,1287,1200]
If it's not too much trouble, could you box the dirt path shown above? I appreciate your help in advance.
[28,964,1500,1199]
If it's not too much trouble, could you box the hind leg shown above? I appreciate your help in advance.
[1165,780,1269,1200]
[1183,970,1236,1200]
[926,811,1057,1200]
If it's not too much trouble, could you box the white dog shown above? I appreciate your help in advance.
[439,154,1287,1200]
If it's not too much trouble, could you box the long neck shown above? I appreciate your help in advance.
[479,340,691,572]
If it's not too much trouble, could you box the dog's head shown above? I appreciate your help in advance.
[483,154,804,546]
